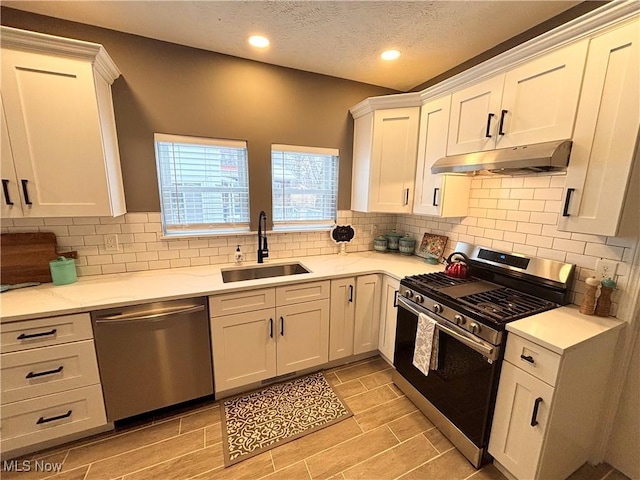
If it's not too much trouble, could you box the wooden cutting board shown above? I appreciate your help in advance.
[1,232,58,284]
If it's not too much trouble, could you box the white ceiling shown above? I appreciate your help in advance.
[2,1,582,91]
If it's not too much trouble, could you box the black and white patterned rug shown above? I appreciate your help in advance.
[221,371,353,466]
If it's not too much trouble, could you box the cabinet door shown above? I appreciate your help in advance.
[413,96,449,216]
[488,362,554,480]
[497,41,588,148]
[211,309,276,393]
[557,21,640,236]
[369,108,419,213]
[1,96,22,218]
[1,49,112,217]
[329,278,355,361]
[378,276,399,363]
[354,274,382,355]
[448,76,505,155]
[276,299,329,375]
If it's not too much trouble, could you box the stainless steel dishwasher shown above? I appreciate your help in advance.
[91,297,214,422]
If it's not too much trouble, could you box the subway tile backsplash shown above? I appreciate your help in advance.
[396,174,637,317]
[1,210,396,277]
[2,174,636,318]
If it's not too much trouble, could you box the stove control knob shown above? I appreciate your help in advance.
[469,322,480,334]
[404,289,414,299]
[454,314,466,326]
[433,304,443,314]
[415,295,424,304]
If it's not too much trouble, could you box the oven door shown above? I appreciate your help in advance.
[393,296,502,455]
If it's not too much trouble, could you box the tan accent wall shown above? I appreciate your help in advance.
[0,7,397,227]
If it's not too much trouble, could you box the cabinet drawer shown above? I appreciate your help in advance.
[1,340,100,404]
[209,288,275,318]
[276,281,330,305]
[0,384,107,454]
[1,314,93,354]
[505,334,561,386]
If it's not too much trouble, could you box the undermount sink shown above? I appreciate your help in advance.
[221,262,311,283]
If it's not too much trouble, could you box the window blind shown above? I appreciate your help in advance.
[271,144,339,229]
[154,134,250,235]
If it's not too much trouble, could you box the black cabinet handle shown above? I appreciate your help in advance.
[2,179,13,205]
[530,397,543,427]
[520,354,535,364]
[485,113,495,138]
[26,366,64,379]
[280,316,284,336]
[348,285,354,303]
[562,188,575,217]
[269,318,273,338]
[498,109,508,135]
[21,179,32,205]
[36,410,72,425]
[432,188,440,207]
[404,188,410,206]
[17,329,57,340]
[393,290,398,308]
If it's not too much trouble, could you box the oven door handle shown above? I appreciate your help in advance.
[435,322,496,360]
[397,297,497,360]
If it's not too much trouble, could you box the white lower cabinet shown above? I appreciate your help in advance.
[329,274,382,359]
[0,313,107,459]
[276,300,330,375]
[489,329,620,480]
[210,282,330,394]
[210,309,277,392]
[354,275,382,355]
[378,276,399,363]
[329,278,356,361]
[489,362,554,480]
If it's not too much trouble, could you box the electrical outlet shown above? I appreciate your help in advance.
[595,259,618,281]
[104,234,119,252]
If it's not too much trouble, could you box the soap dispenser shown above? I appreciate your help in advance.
[234,245,243,264]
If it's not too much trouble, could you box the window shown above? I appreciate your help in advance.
[154,134,250,236]
[271,145,339,230]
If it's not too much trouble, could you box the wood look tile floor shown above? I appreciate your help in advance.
[3,357,630,480]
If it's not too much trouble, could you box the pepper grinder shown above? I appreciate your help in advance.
[580,277,599,315]
[595,278,616,317]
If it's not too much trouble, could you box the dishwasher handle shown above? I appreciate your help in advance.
[94,304,205,324]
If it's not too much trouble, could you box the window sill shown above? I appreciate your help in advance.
[159,225,335,240]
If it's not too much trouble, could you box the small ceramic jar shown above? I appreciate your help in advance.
[373,235,388,252]
[399,235,416,255]
[386,232,402,251]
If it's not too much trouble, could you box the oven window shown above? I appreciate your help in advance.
[394,305,501,448]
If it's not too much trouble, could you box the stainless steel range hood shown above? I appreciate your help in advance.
[431,139,572,175]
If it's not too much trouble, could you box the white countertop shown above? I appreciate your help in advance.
[0,252,441,322]
[1,251,625,355]
[506,304,625,354]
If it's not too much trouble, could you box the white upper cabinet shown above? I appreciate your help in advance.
[1,97,21,219]
[413,95,471,217]
[557,19,640,236]
[448,76,505,156]
[351,94,421,213]
[448,41,588,155]
[1,27,126,218]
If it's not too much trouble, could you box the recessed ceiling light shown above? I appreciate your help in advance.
[381,50,401,61]
[248,35,270,48]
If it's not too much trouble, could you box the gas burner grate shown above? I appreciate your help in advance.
[457,288,557,323]
[404,272,477,291]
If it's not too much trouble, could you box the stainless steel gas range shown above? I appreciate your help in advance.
[392,242,574,468]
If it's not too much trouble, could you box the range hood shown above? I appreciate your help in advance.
[431,140,572,175]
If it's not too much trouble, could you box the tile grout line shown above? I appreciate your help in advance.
[98,433,211,480]
[333,430,431,479]
[64,427,209,476]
